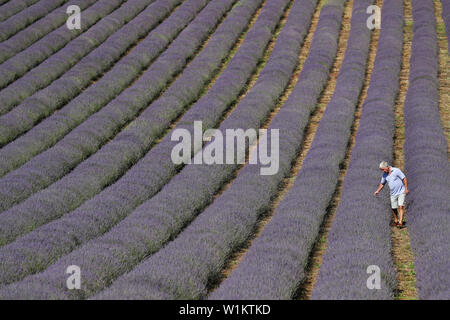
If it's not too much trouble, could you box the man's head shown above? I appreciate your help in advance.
[379,161,390,173]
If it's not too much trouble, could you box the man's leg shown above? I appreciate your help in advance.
[398,206,404,226]
[397,193,406,226]
[392,208,398,224]
[391,195,399,225]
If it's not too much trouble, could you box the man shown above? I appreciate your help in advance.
[374,161,409,228]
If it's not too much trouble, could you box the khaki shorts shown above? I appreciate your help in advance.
[390,193,406,209]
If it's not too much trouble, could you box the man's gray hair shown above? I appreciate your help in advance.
[379,161,389,169]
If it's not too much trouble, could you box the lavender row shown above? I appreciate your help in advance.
[0,0,303,298]
[0,0,271,287]
[0,0,67,41]
[0,0,124,113]
[0,0,199,177]
[0,0,213,213]
[93,0,351,300]
[310,4,404,301]
[0,0,40,22]
[404,0,450,300]
[0,0,97,64]
[0,0,149,123]
[0,0,148,92]
[94,0,344,300]
[212,0,402,300]
[0,0,173,144]
[442,0,450,51]
[0,0,238,242]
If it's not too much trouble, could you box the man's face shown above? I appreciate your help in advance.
[381,167,389,173]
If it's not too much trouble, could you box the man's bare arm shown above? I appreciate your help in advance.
[374,183,384,196]
[403,177,409,194]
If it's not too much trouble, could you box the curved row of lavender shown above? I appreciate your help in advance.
[212,0,403,300]
[0,0,228,213]
[0,0,150,92]
[0,0,306,299]
[0,0,173,143]
[0,0,125,114]
[0,0,200,177]
[442,0,450,51]
[0,0,156,126]
[0,0,97,64]
[0,0,238,237]
[0,0,67,41]
[0,0,268,283]
[311,1,404,300]
[0,0,270,287]
[87,0,351,300]
[404,0,449,300]
[0,0,40,22]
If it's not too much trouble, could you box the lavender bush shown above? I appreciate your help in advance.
[403,0,450,300]
[96,1,354,299]
[212,0,403,300]
[0,0,151,120]
[0,0,256,243]
[0,0,231,210]
[94,0,358,300]
[0,0,310,298]
[0,0,67,41]
[0,0,97,64]
[0,0,155,91]
[0,0,268,286]
[0,0,201,177]
[0,0,40,22]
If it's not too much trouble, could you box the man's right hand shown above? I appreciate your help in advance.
[374,184,383,196]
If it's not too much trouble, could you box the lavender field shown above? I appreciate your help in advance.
[0,0,448,300]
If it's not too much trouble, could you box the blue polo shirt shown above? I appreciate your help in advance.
[381,167,406,196]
